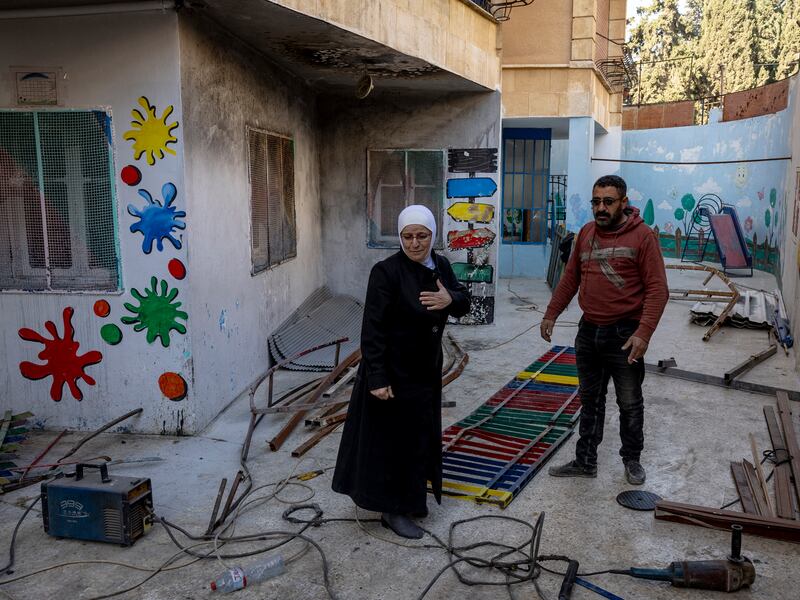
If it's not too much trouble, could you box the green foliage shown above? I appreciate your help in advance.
[643,198,655,225]
[765,208,771,228]
[770,187,777,207]
[674,207,685,220]
[681,193,696,211]
[628,0,798,103]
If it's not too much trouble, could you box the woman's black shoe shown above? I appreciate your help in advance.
[381,513,424,539]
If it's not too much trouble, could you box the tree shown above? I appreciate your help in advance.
[694,0,760,97]
[628,0,696,103]
[777,0,800,78]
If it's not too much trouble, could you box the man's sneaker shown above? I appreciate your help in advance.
[548,460,597,478]
[624,460,646,485]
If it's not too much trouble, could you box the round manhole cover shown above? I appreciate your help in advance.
[616,490,662,511]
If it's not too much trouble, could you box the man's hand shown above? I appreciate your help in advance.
[370,386,394,400]
[621,335,648,364]
[420,279,452,311]
[540,319,555,342]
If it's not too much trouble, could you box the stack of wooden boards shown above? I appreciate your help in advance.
[656,391,800,543]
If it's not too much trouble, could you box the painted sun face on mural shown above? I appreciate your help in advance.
[735,165,748,189]
[18,307,103,401]
[127,182,186,253]
[123,96,179,165]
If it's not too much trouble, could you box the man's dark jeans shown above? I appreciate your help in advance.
[574,318,645,467]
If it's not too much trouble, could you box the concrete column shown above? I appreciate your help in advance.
[565,116,595,231]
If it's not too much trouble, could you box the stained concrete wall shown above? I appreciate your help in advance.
[318,91,501,303]
[178,14,324,430]
[274,0,501,90]
[501,0,572,65]
[780,77,800,368]
[0,12,189,432]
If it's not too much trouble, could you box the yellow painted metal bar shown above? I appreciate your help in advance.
[440,480,513,507]
[516,372,579,385]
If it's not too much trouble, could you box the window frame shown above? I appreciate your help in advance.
[0,107,122,294]
[246,126,297,275]
[366,148,445,249]
[501,128,551,246]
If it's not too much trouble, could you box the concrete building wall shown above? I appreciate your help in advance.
[0,12,189,432]
[178,14,324,430]
[273,0,501,91]
[501,0,572,65]
[780,77,800,368]
[317,91,501,306]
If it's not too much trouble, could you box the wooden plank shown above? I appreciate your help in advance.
[731,461,759,514]
[742,459,768,516]
[750,433,775,517]
[776,392,800,514]
[763,406,796,519]
[724,345,778,383]
[655,499,800,544]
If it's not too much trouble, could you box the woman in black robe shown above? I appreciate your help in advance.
[332,205,470,539]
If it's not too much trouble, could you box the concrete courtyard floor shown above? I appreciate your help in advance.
[2,260,800,600]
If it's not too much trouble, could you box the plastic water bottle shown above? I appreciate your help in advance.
[210,555,286,592]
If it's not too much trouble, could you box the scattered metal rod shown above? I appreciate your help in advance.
[314,412,347,429]
[18,429,67,484]
[322,367,357,398]
[218,470,243,527]
[665,264,740,341]
[750,432,775,517]
[742,459,769,516]
[776,392,800,512]
[290,422,342,458]
[305,403,348,427]
[730,461,759,514]
[645,361,800,401]
[724,345,778,384]
[206,478,227,535]
[442,351,469,388]
[268,349,361,452]
[655,499,800,543]
[763,406,795,519]
[52,408,144,467]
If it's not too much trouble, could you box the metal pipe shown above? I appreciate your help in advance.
[0,1,175,19]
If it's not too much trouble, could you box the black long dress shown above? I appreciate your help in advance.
[332,250,470,514]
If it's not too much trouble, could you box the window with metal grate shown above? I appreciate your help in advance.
[247,127,296,274]
[0,110,120,291]
[367,149,444,248]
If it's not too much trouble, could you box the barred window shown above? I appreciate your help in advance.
[0,110,119,291]
[247,127,296,273]
[367,150,444,248]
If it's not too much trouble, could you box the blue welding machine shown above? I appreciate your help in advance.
[41,463,153,546]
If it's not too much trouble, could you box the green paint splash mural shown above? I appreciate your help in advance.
[122,277,187,347]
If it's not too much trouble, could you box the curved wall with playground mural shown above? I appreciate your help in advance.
[618,101,792,276]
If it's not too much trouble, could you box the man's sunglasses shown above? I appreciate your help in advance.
[590,197,622,207]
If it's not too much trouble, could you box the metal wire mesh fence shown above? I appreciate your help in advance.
[0,110,119,291]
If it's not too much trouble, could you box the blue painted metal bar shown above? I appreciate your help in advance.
[575,577,626,600]
[446,177,497,199]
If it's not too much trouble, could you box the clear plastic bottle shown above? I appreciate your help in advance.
[210,555,286,593]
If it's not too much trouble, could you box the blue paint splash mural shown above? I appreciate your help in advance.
[128,182,186,253]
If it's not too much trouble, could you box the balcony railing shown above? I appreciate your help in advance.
[466,0,534,21]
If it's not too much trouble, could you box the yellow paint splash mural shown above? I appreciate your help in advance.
[123,96,179,165]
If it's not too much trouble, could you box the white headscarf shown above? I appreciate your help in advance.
[398,204,436,269]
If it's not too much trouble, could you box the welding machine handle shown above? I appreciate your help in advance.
[75,462,111,482]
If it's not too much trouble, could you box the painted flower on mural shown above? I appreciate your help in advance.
[758,188,765,202]
[122,277,188,347]
[744,216,754,234]
[18,307,103,401]
[123,96,179,165]
[663,221,674,234]
[128,182,186,253]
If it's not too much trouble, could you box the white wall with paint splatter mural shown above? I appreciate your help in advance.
[0,12,191,433]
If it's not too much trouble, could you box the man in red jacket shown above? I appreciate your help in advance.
[541,175,668,485]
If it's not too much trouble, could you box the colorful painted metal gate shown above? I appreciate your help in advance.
[439,345,581,508]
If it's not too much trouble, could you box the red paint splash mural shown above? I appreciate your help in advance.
[18,307,103,401]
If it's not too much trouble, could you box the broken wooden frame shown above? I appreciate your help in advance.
[665,263,740,341]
